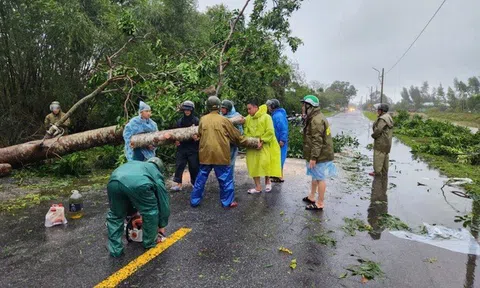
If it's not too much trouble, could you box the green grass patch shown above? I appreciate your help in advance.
[426,111,480,128]
[363,111,377,121]
[0,193,57,213]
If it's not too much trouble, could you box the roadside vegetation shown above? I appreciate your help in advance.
[425,110,480,128]
[395,111,480,196]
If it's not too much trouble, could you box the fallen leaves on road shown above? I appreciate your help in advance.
[309,231,336,247]
[338,273,348,279]
[279,247,293,255]
[342,217,372,236]
[423,257,438,264]
[290,259,297,270]
[345,258,384,283]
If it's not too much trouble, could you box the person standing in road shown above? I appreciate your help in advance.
[369,104,394,177]
[190,96,247,208]
[172,101,200,191]
[221,100,245,185]
[266,99,289,183]
[301,95,336,211]
[244,100,281,194]
[123,101,158,162]
[106,157,170,257]
[44,101,71,136]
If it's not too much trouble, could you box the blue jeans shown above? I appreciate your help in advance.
[191,165,234,207]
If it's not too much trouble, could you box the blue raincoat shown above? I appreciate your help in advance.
[223,106,244,184]
[272,108,289,168]
[123,116,158,161]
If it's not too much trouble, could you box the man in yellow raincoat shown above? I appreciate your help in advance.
[244,100,281,193]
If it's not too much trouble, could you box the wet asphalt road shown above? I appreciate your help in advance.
[0,111,478,287]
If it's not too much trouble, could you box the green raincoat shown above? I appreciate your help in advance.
[106,161,170,257]
[244,104,281,178]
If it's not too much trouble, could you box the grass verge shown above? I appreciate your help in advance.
[425,111,480,128]
[362,111,377,121]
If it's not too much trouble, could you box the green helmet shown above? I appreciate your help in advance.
[50,101,61,111]
[206,96,221,111]
[301,95,319,107]
[221,100,233,112]
[147,157,165,174]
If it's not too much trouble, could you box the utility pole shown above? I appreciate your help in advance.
[380,68,384,104]
[372,67,385,104]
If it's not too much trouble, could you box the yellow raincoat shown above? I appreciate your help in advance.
[244,105,282,178]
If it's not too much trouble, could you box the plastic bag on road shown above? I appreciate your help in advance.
[390,223,480,255]
[45,204,68,228]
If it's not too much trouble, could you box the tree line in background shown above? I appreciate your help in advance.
[0,0,359,148]
[394,76,480,112]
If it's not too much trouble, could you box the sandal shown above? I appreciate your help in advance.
[265,184,272,192]
[302,197,315,204]
[305,203,324,211]
[248,188,262,194]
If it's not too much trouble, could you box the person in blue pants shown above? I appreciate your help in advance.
[221,100,245,185]
[190,96,246,208]
[267,99,289,182]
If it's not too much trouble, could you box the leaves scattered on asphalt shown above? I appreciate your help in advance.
[279,247,293,255]
[345,258,384,283]
[342,217,372,236]
[423,257,438,264]
[378,214,411,231]
[309,231,336,247]
[290,259,297,270]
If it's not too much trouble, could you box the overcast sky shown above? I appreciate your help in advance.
[197,0,480,103]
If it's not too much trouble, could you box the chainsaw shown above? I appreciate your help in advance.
[125,214,143,243]
[125,214,167,243]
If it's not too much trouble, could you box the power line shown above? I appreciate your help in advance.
[386,0,447,74]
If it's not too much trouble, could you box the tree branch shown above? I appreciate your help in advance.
[216,0,251,96]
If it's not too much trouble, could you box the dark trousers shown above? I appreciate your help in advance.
[174,149,199,185]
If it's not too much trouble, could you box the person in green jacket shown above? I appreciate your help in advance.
[369,104,394,176]
[106,157,170,257]
[301,95,337,211]
[244,100,281,194]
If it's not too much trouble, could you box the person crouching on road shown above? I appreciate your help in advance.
[369,104,394,177]
[44,101,71,136]
[221,100,245,185]
[244,100,281,194]
[266,99,289,183]
[172,101,200,191]
[190,96,247,208]
[301,95,337,211]
[106,157,170,257]
[123,101,158,161]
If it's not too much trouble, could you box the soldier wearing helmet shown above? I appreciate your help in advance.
[190,96,247,208]
[172,100,200,191]
[370,103,394,177]
[44,101,71,136]
[301,95,336,211]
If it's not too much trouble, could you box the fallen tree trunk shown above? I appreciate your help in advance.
[0,164,12,177]
[130,115,258,148]
[0,126,123,168]
[0,115,255,168]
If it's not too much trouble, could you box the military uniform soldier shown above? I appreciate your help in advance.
[370,104,394,176]
[44,101,71,136]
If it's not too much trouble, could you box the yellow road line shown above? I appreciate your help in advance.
[95,227,192,288]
